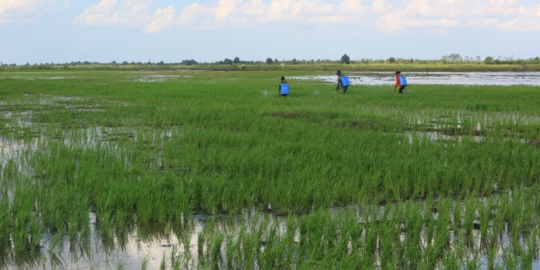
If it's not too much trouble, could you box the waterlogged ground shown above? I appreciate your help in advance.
[291,71,540,86]
[1,70,540,269]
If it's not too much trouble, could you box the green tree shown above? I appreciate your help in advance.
[233,57,240,64]
[442,54,463,62]
[340,54,351,64]
[223,58,233,65]
[388,57,396,63]
[484,57,494,64]
[266,58,274,64]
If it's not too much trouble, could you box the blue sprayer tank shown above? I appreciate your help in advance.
[399,76,408,86]
[281,83,290,95]
[341,76,350,87]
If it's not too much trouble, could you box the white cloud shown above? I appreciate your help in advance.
[71,0,540,33]
[0,0,57,23]
[73,0,153,27]
[214,0,242,19]
[145,6,175,33]
[371,0,386,12]
[373,0,534,32]
[0,0,53,13]
[244,0,266,17]
[498,4,540,32]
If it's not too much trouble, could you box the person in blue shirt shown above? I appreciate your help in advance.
[279,76,289,98]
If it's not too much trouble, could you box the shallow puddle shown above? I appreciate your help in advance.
[291,72,540,86]
[136,75,190,83]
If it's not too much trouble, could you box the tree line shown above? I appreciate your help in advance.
[1,54,539,67]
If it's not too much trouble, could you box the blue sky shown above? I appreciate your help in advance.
[1,0,539,64]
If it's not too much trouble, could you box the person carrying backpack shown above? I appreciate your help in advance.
[336,71,350,94]
[279,76,289,98]
[394,71,407,94]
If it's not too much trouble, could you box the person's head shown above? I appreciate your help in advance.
[395,71,401,76]
[336,70,342,76]
[281,76,285,82]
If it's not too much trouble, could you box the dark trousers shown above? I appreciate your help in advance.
[399,86,406,94]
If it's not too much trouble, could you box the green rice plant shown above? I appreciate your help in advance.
[2,70,540,268]
[141,255,150,270]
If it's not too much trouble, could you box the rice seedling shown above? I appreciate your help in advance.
[0,70,539,268]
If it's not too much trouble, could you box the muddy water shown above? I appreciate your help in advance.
[291,72,540,86]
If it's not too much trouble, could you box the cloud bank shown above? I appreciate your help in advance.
[4,0,540,33]
[72,0,540,33]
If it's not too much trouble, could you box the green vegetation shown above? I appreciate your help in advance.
[0,70,539,268]
[2,54,540,72]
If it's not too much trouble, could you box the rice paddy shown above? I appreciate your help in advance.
[1,70,540,269]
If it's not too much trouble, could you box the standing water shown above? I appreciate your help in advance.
[290,72,540,86]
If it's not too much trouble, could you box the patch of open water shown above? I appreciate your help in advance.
[290,72,540,86]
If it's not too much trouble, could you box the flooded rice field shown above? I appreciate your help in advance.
[291,72,540,86]
[1,71,540,268]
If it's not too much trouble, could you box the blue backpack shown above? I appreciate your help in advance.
[341,76,350,87]
[281,83,290,95]
[399,76,408,86]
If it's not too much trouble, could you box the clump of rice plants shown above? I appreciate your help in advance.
[0,70,539,268]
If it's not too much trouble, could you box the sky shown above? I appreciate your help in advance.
[1,0,539,64]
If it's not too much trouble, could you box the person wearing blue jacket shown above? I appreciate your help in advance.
[279,76,289,98]
[336,70,349,94]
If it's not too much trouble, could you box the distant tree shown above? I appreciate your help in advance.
[291,58,298,64]
[340,54,351,64]
[442,54,462,62]
[484,56,494,64]
[274,59,279,63]
[223,58,233,65]
[182,59,198,65]
[388,57,396,63]
[266,58,274,64]
[233,57,240,64]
